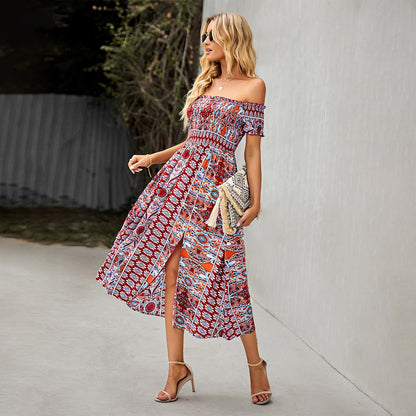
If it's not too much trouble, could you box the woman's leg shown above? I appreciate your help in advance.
[240,331,271,404]
[156,238,188,400]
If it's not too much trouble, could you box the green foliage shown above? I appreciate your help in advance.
[101,0,203,156]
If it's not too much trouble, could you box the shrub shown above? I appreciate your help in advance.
[102,0,203,161]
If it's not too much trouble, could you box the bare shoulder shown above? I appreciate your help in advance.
[245,77,266,105]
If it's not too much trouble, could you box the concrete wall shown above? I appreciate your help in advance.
[203,1,416,415]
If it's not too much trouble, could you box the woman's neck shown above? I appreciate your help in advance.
[219,60,242,79]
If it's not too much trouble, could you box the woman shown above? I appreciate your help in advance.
[96,13,272,405]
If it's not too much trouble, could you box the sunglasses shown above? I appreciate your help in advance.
[201,30,213,43]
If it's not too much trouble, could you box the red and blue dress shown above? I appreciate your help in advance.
[96,94,265,340]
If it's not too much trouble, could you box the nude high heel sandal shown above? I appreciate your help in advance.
[248,358,272,405]
[154,361,195,403]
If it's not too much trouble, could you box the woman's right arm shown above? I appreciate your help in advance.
[151,140,187,164]
[128,139,186,173]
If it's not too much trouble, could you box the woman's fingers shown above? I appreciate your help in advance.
[131,166,143,174]
[128,155,145,173]
[128,155,137,169]
[237,208,259,227]
[130,162,143,173]
[237,212,251,227]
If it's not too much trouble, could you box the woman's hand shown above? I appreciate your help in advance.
[128,154,152,174]
[237,206,260,227]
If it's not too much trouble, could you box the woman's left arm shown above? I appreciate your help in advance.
[237,78,266,228]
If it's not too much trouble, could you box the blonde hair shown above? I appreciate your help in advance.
[180,13,257,127]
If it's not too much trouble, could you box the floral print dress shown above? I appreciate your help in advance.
[96,94,265,340]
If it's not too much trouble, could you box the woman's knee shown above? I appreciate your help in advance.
[165,262,179,287]
[165,240,183,288]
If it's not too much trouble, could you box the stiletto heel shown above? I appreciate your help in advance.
[155,361,195,402]
[248,358,272,405]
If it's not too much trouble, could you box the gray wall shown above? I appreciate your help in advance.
[0,94,133,210]
[203,1,416,415]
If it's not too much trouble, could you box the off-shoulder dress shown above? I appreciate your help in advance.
[96,94,265,340]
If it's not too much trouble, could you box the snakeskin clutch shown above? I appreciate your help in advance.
[206,165,251,235]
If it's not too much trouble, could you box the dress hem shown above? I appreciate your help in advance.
[96,275,256,341]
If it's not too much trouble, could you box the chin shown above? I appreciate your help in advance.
[205,54,222,62]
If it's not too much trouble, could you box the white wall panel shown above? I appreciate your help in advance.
[203,1,416,415]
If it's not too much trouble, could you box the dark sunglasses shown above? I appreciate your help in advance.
[201,30,213,43]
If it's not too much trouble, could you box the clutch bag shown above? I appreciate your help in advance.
[206,165,251,235]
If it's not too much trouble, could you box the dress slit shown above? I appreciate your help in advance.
[164,235,184,321]
[96,94,265,340]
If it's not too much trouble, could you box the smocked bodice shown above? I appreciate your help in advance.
[186,95,265,153]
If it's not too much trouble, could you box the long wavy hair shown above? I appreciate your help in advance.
[180,13,257,127]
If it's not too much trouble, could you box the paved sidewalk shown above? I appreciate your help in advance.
[1,237,389,416]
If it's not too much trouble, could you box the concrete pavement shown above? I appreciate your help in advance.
[0,237,390,416]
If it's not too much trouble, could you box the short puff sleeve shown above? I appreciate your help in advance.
[241,102,266,137]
